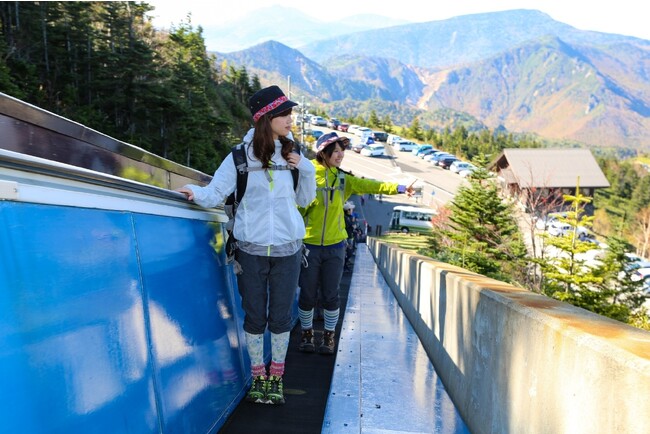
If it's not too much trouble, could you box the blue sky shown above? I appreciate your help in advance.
[147,0,649,49]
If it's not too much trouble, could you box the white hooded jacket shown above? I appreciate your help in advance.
[184,129,316,249]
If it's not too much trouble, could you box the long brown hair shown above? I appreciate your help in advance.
[252,114,294,168]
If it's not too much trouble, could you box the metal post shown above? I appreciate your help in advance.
[300,95,305,145]
[287,75,291,97]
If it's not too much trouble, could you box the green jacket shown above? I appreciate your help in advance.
[300,161,399,246]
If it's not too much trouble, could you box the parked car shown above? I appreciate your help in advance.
[372,131,388,142]
[423,151,441,162]
[347,125,361,135]
[625,252,644,263]
[626,261,650,271]
[534,212,568,230]
[418,149,438,159]
[360,144,385,157]
[413,144,433,156]
[326,118,341,129]
[631,267,650,282]
[430,152,455,165]
[395,140,418,152]
[438,156,459,169]
[547,221,590,240]
[309,129,324,139]
[618,261,650,280]
[450,161,474,174]
[459,167,476,178]
[354,126,373,138]
[351,142,366,153]
[337,123,350,132]
[311,116,327,126]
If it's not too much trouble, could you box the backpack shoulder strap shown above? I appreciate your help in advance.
[336,167,349,189]
[291,141,301,191]
[231,142,248,204]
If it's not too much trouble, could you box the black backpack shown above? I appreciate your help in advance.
[224,141,301,267]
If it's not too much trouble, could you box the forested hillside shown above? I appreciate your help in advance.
[0,1,257,174]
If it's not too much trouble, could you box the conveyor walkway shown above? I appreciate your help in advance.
[219,244,469,433]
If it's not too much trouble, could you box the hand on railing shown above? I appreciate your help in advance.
[175,187,194,201]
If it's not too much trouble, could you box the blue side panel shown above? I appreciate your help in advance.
[0,202,158,434]
[131,214,246,434]
[0,200,249,434]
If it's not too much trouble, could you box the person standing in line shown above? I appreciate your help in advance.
[176,85,316,404]
[343,201,357,270]
[297,132,413,354]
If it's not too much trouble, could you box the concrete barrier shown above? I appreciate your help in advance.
[368,237,650,434]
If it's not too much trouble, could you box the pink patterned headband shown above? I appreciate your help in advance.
[252,96,289,122]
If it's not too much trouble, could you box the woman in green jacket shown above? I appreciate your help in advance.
[298,132,414,354]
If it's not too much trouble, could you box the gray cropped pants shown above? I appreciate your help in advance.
[235,249,302,335]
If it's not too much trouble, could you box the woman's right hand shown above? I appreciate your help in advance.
[175,187,194,201]
[286,152,302,168]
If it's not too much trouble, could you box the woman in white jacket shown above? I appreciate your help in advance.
[177,86,316,405]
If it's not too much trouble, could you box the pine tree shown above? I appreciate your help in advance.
[589,236,647,322]
[367,110,380,129]
[432,166,528,283]
[408,117,423,141]
[538,181,605,307]
[381,114,393,133]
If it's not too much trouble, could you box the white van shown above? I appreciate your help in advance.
[354,127,373,138]
[547,221,589,240]
[389,205,437,233]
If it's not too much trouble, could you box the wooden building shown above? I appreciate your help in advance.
[488,148,610,213]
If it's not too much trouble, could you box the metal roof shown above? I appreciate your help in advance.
[490,148,610,189]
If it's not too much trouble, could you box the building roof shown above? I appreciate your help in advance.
[490,148,610,189]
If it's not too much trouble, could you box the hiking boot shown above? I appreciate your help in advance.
[299,328,315,353]
[245,375,267,404]
[266,375,285,405]
[319,330,336,355]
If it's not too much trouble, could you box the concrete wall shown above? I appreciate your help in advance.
[368,238,650,434]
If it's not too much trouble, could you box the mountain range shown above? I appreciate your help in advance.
[215,9,650,151]
[203,6,408,53]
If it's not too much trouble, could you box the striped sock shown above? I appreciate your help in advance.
[269,361,285,377]
[323,308,339,331]
[298,307,314,330]
[251,364,267,378]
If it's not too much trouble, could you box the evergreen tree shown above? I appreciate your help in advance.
[351,114,365,126]
[159,19,222,172]
[538,184,604,306]
[367,110,380,128]
[408,117,423,141]
[589,236,647,322]
[381,114,393,133]
[630,175,650,211]
[430,166,528,283]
